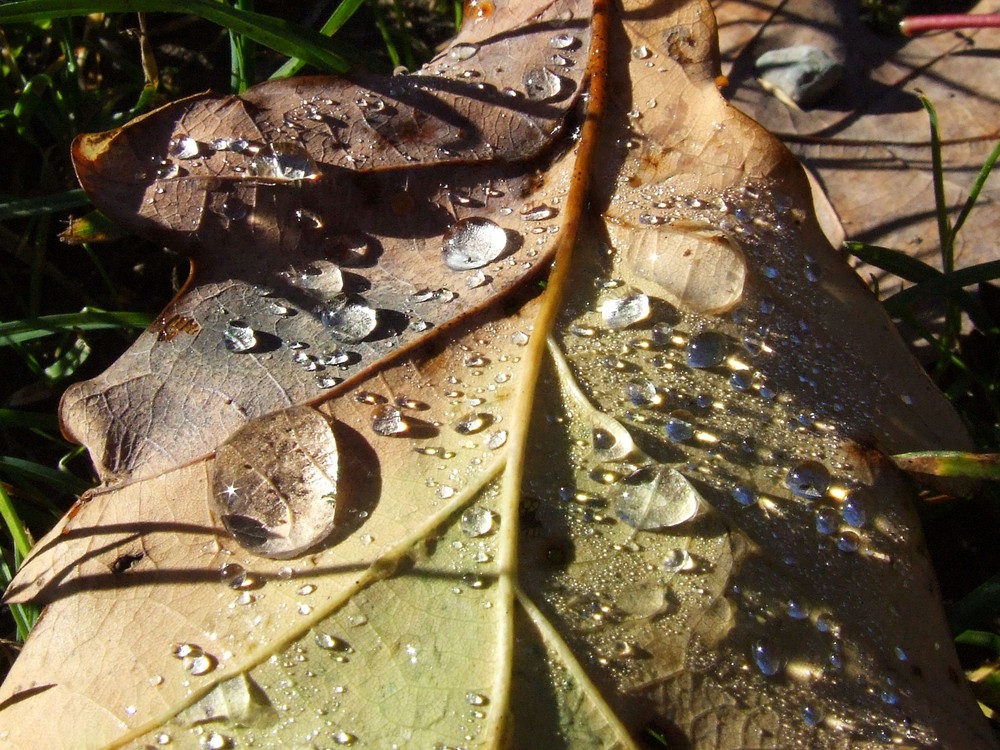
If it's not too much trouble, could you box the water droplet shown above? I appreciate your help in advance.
[836,530,860,553]
[600,290,650,329]
[841,492,868,528]
[371,404,407,436]
[520,204,558,221]
[223,320,257,353]
[467,270,489,288]
[685,331,727,368]
[455,412,491,435]
[155,732,172,745]
[523,67,565,100]
[331,730,357,745]
[815,506,839,535]
[295,207,323,228]
[219,197,247,221]
[549,33,579,50]
[442,217,512,270]
[511,331,530,346]
[315,633,351,651]
[624,379,658,406]
[449,43,480,61]
[486,430,508,449]
[168,135,199,160]
[154,160,180,179]
[212,405,339,559]
[665,416,694,443]
[465,692,488,706]
[785,460,831,499]
[220,563,255,590]
[632,45,652,59]
[613,466,703,530]
[437,485,455,499]
[460,507,494,537]
[249,141,319,180]
[662,548,693,572]
[186,652,217,675]
[201,733,232,750]
[786,599,809,619]
[751,638,783,676]
[802,704,823,726]
[731,486,757,506]
[320,294,378,343]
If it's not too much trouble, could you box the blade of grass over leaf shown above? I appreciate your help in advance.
[0,557,37,642]
[845,241,943,284]
[0,456,92,496]
[882,260,1000,316]
[0,190,89,222]
[270,0,366,79]
[0,309,155,346]
[893,450,1000,479]
[953,136,1000,239]
[0,0,356,74]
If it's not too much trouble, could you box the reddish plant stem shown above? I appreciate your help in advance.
[900,13,1000,36]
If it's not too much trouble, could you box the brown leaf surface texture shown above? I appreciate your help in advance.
[715,0,1000,285]
[2,1,995,749]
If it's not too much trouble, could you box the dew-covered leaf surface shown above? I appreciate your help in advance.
[2,1,997,749]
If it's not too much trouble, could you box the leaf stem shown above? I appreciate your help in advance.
[488,0,610,741]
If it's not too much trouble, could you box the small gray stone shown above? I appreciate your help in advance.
[755,45,844,108]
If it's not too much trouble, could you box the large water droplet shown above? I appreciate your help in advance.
[620,223,746,314]
[442,217,512,270]
[223,320,257,353]
[842,491,868,528]
[523,67,565,100]
[460,507,494,537]
[662,547,693,572]
[320,295,378,343]
[371,404,407,436]
[613,466,703,530]
[212,406,339,559]
[455,412,491,435]
[449,43,480,61]
[785,460,831,499]
[600,290,650,329]
[249,141,319,180]
[685,331,727,368]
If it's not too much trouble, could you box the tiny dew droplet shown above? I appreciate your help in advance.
[632,45,652,59]
[465,692,489,706]
[549,32,579,49]
[520,204,558,221]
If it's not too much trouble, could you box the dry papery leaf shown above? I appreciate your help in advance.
[1,1,995,748]
[715,0,1000,287]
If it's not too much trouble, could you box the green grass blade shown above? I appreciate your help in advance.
[0,309,154,346]
[0,483,33,564]
[0,189,89,221]
[0,456,93,496]
[892,450,1000,479]
[882,260,1000,315]
[844,241,942,284]
[270,0,366,79]
[949,574,1000,633]
[917,94,954,272]
[0,0,356,73]
[0,556,38,642]
[955,629,1000,657]
[952,136,1000,238]
[0,409,59,430]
